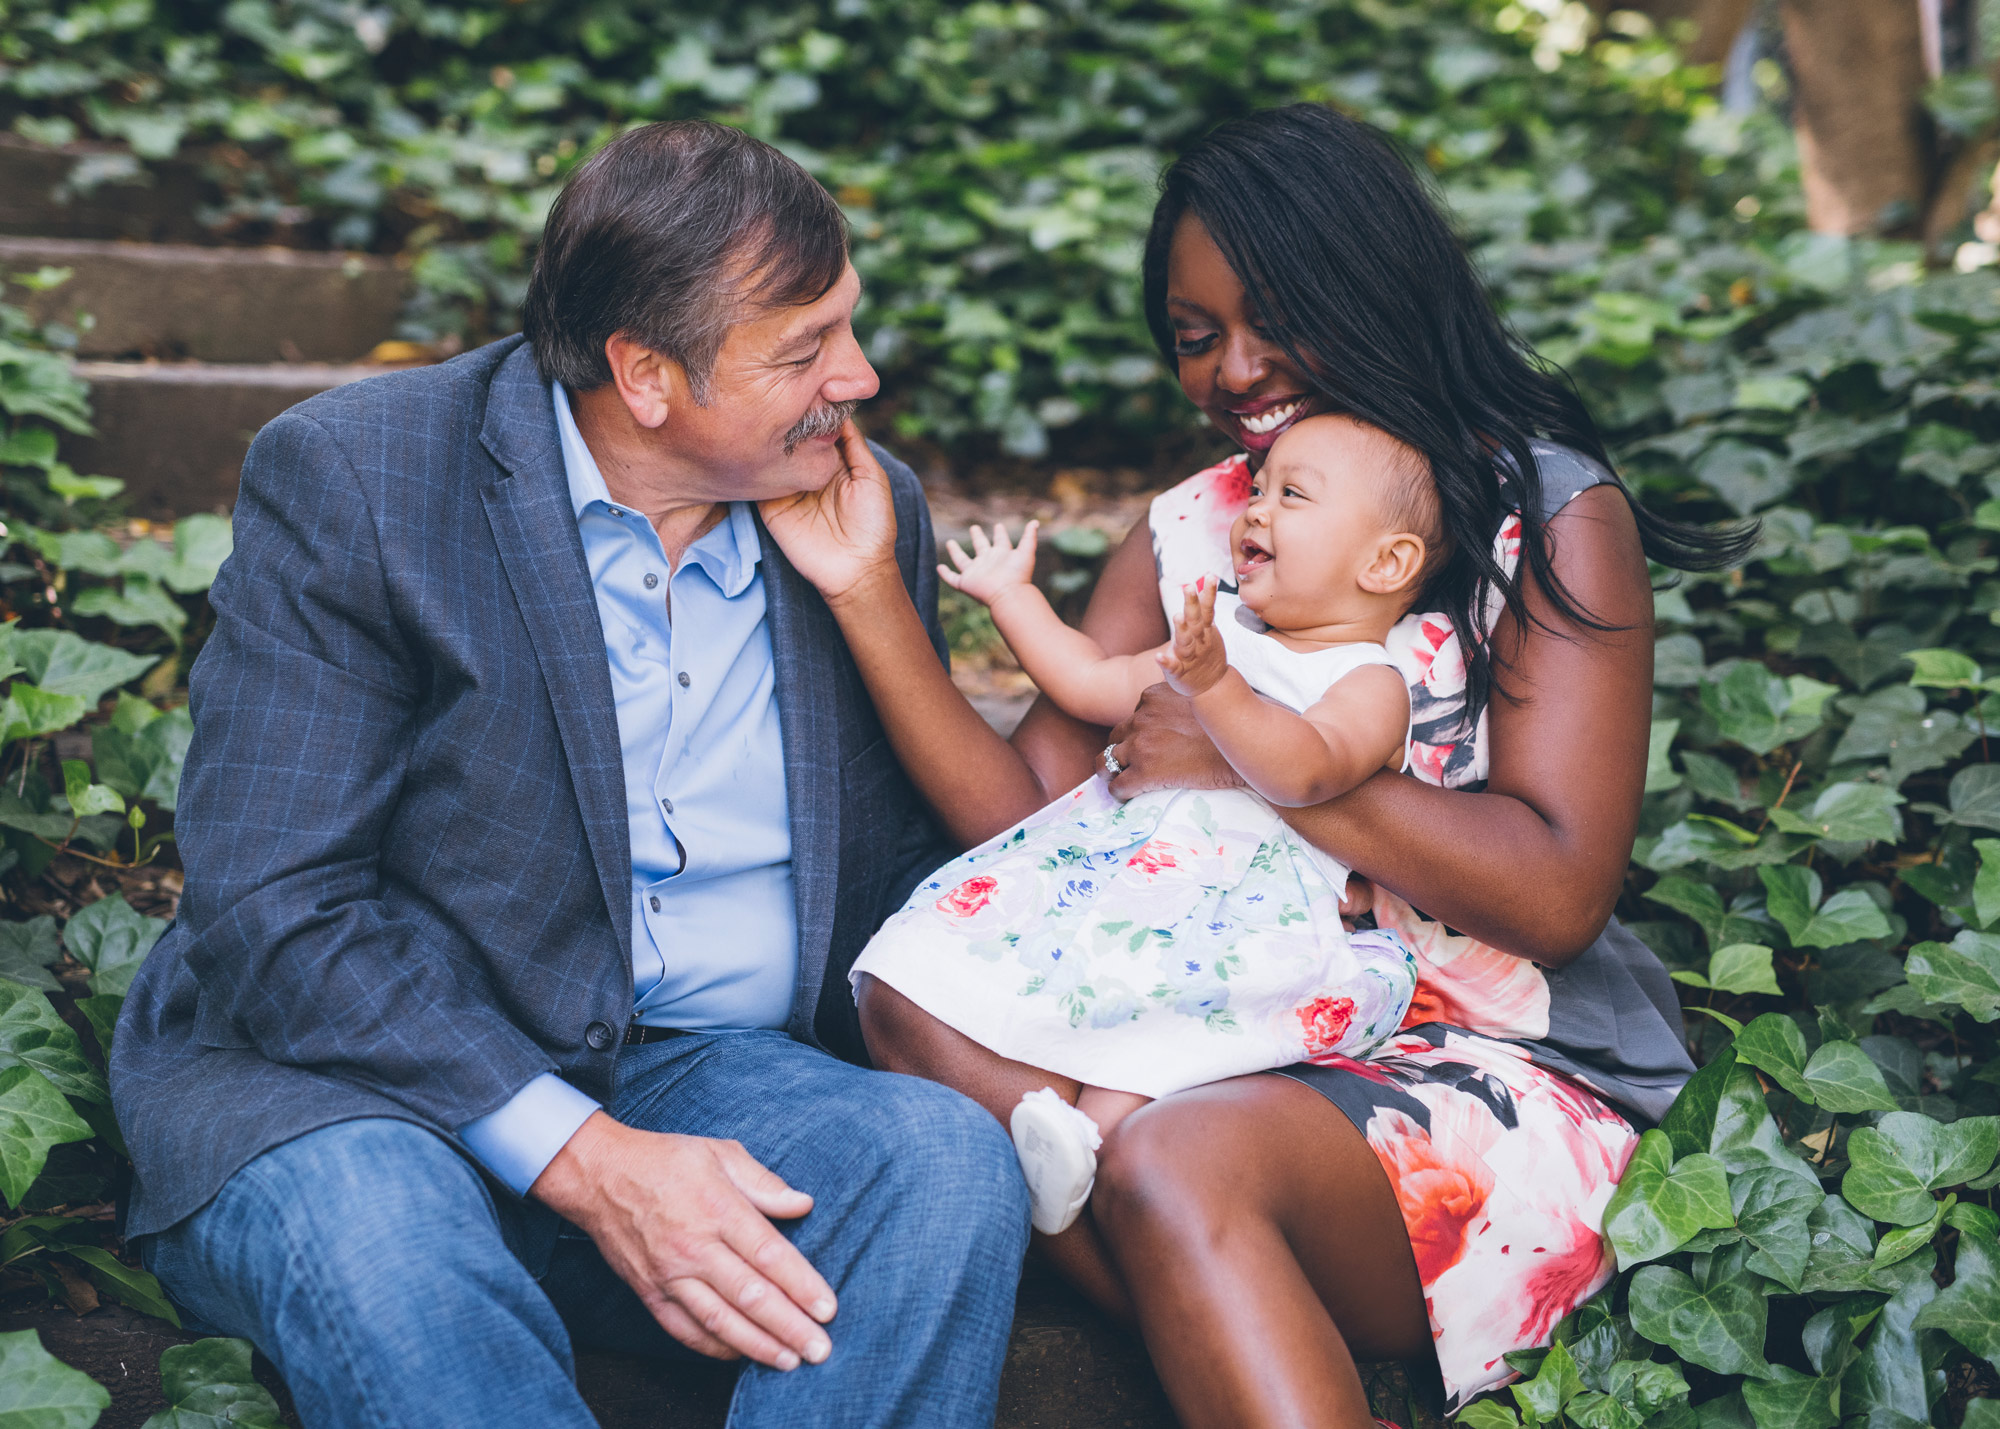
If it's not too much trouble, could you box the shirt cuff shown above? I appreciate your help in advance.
[456,1073,601,1196]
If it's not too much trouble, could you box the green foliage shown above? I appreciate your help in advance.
[0,0,1775,458]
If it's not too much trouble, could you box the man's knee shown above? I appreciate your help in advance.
[836,1075,1028,1233]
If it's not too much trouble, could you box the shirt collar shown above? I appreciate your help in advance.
[551,382,762,598]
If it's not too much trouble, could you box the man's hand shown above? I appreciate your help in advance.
[1156,578,1227,697]
[759,419,900,608]
[938,521,1039,607]
[531,1112,836,1370]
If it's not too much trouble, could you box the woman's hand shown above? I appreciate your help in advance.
[939,521,1039,607]
[1101,684,1245,801]
[759,419,899,607]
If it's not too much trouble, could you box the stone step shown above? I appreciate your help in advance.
[2,238,406,364]
[0,137,209,245]
[0,1261,1447,1428]
[59,360,386,519]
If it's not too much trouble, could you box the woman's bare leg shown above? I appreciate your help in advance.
[856,974,1134,1318]
[1092,1074,1428,1429]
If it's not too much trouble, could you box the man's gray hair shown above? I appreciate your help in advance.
[522,121,849,402]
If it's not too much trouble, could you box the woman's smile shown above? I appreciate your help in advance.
[1230,395,1311,444]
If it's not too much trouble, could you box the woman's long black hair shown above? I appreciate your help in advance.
[1142,103,1754,729]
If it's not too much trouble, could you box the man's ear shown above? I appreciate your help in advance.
[603,333,683,431]
[1358,532,1428,598]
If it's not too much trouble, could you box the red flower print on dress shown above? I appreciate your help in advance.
[935,875,999,918]
[1514,1219,1612,1347]
[1126,840,1184,875]
[1296,996,1357,1057]
[1366,1107,1496,1285]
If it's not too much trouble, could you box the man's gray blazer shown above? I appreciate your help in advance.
[110,335,952,1238]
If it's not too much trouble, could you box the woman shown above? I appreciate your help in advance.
[764,104,1749,1426]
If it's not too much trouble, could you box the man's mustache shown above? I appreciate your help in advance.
[784,399,859,455]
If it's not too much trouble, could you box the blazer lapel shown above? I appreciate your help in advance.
[755,516,840,1036]
[478,343,634,973]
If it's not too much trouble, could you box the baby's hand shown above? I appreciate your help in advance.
[1158,578,1227,696]
[939,522,1039,607]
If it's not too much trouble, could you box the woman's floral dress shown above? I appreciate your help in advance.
[1149,449,1696,1410]
[851,626,1418,1099]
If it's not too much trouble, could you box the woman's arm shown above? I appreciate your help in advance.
[1104,486,1654,967]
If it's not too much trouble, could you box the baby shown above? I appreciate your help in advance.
[852,414,1438,1234]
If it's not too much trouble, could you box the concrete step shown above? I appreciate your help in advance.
[0,137,209,245]
[59,361,387,519]
[0,1261,1448,1428]
[2,238,406,364]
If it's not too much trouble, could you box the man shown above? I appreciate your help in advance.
[109,120,1029,1427]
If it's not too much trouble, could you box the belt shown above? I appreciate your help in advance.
[623,1024,694,1047]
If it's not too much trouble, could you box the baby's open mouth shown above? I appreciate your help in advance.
[1237,536,1273,573]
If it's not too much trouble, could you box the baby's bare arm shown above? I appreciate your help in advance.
[1189,663,1409,808]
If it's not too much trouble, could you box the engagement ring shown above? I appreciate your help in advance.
[1102,744,1123,779]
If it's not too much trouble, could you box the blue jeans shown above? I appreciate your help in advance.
[140,1032,1030,1428]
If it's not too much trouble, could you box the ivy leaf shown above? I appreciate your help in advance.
[1914,1222,2000,1368]
[1830,685,1974,785]
[141,1337,281,1427]
[1730,1165,1819,1292]
[1842,1112,2000,1224]
[63,1246,179,1328]
[0,918,61,994]
[1906,931,2000,1020]
[62,895,167,997]
[1765,781,1903,845]
[1801,1194,1882,1294]
[7,629,157,706]
[70,576,186,644]
[1602,1131,1735,1269]
[1455,1403,1521,1429]
[1628,1247,1772,1378]
[0,984,106,1106]
[1918,764,2000,833]
[1905,646,1983,687]
[1739,1366,1837,1429]
[1975,838,2000,928]
[0,686,87,744]
[1702,665,1838,755]
[1647,719,1681,793]
[74,996,119,1059]
[162,514,232,594]
[1646,876,1725,946]
[1732,1013,1812,1101]
[1759,864,1892,947]
[1801,1039,1899,1113]
[1510,1337,1583,1424]
[57,761,121,821]
[1681,750,1754,809]
[1708,944,1781,996]
[0,1328,111,1427]
[1842,1260,1940,1423]
[0,1065,94,1207]
[1872,1193,1949,1267]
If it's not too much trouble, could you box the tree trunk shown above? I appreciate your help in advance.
[1601,0,1757,65]
[1778,0,1934,237]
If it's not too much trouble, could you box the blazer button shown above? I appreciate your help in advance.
[584,1021,615,1051]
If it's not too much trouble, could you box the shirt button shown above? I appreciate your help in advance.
[661,796,674,815]
[606,507,623,519]
[649,895,661,913]
[677,671,691,688]
[644,572,659,590]
[584,1021,615,1052]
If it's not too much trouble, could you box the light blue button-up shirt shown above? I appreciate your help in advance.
[458,383,799,1194]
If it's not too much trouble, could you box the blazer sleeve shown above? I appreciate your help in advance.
[174,409,554,1127]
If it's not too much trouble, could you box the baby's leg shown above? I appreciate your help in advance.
[1076,1086,1152,1140]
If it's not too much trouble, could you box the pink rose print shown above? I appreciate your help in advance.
[1296,996,1357,1058]
[1126,840,1183,875]
[1366,1107,1495,1285]
[935,875,999,919]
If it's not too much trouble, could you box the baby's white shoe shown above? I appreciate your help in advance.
[1010,1088,1103,1235]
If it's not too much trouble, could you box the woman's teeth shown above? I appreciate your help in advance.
[1238,399,1304,436]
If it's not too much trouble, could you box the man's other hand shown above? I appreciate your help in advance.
[530,1111,837,1369]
